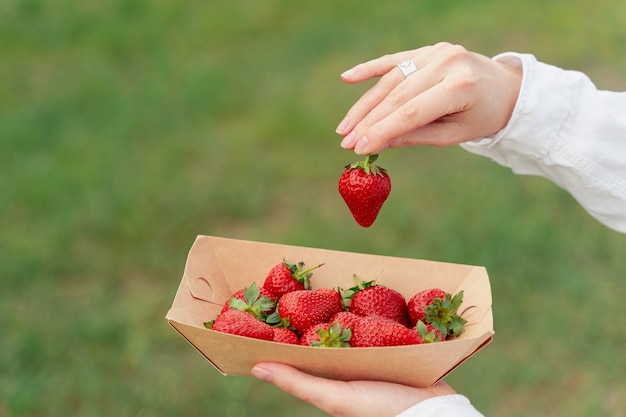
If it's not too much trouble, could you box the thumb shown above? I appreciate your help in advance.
[252,363,346,412]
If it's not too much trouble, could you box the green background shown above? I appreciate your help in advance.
[2,0,626,416]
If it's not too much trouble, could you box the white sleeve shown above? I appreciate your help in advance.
[460,53,626,234]
[396,394,484,417]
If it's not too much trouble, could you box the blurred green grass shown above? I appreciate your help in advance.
[2,0,626,416]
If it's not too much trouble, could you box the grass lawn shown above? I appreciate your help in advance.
[2,1,625,416]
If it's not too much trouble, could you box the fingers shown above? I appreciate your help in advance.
[340,78,465,154]
[336,43,453,135]
[336,69,406,138]
[344,62,448,151]
[252,362,459,417]
[336,55,418,138]
[251,363,347,415]
[358,79,472,152]
[336,43,484,154]
[339,50,420,84]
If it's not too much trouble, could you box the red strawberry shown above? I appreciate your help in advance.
[342,275,408,326]
[273,327,300,345]
[220,282,277,320]
[300,322,351,347]
[300,323,329,346]
[262,259,324,298]
[208,310,274,341]
[408,288,467,338]
[350,315,420,347]
[407,288,447,327]
[329,311,361,330]
[269,288,343,335]
[338,153,391,228]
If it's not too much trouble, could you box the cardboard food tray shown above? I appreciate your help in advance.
[166,235,494,387]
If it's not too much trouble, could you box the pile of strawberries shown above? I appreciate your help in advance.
[205,259,467,348]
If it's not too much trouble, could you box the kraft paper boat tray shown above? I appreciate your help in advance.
[166,235,494,387]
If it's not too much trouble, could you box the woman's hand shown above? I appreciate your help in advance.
[251,362,456,417]
[336,42,522,155]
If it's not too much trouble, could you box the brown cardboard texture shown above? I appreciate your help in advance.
[166,235,494,387]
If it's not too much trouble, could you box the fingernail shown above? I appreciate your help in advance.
[340,131,356,149]
[251,365,272,382]
[336,116,349,134]
[354,135,369,154]
[340,67,357,79]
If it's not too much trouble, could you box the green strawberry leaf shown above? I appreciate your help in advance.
[423,291,467,338]
[346,154,388,177]
[243,283,261,304]
[229,297,249,311]
[266,311,293,331]
[310,324,352,348]
[228,282,276,321]
[283,259,324,289]
[416,320,444,343]
[340,274,379,303]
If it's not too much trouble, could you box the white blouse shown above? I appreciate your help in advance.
[397,52,626,417]
[462,52,626,234]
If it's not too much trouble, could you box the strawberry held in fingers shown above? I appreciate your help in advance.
[338,153,391,227]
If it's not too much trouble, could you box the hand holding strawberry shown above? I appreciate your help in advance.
[338,154,391,227]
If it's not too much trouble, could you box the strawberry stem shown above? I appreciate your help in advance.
[284,259,325,290]
[365,153,378,164]
[348,153,386,176]
[300,263,325,276]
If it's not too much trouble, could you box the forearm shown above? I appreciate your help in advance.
[461,53,626,233]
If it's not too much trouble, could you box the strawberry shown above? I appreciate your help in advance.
[338,153,391,228]
[342,275,408,326]
[269,288,343,335]
[350,315,420,347]
[272,327,300,345]
[207,309,274,341]
[407,288,467,338]
[300,322,351,348]
[329,311,362,331]
[220,282,277,321]
[262,259,324,298]
[407,288,447,327]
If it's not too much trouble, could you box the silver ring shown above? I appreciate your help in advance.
[397,59,418,78]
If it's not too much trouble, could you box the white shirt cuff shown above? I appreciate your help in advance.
[396,394,484,417]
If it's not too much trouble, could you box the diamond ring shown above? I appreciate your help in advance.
[397,59,419,78]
